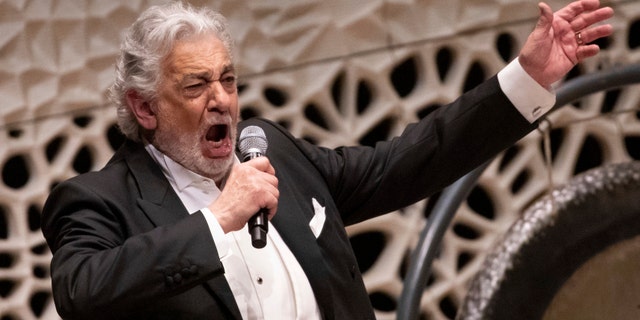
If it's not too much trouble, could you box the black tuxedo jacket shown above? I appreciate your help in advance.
[42,76,536,319]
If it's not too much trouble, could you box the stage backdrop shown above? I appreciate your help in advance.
[1,0,639,319]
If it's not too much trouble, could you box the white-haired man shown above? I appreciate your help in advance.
[42,1,613,319]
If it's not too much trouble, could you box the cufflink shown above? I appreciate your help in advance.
[532,106,542,117]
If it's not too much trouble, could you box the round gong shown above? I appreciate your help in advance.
[542,234,640,319]
[457,161,640,320]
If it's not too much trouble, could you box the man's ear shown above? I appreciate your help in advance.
[126,90,157,130]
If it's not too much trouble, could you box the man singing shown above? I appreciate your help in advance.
[42,1,613,319]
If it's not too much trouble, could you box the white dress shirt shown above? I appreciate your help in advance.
[143,57,553,319]
[144,146,322,320]
[499,58,555,123]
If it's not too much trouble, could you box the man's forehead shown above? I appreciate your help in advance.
[180,64,235,80]
[163,35,234,78]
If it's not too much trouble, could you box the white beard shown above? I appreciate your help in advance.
[152,126,236,184]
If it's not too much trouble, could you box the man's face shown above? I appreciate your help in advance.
[151,33,239,183]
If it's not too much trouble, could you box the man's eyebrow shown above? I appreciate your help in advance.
[181,71,212,82]
[181,65,235,82]
[222,64,236,74]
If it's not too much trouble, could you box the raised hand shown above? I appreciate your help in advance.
[519,0,614,88]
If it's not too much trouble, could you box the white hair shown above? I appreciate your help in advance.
[109,1,235,142]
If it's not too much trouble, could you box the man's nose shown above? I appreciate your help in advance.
[207,80,234,112]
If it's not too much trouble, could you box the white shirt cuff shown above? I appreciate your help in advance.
[497,57,556,123]
[200,207,230,259]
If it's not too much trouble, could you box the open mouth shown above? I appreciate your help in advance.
[206,124,229,142]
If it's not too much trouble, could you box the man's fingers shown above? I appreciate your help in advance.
[536,2,554,30]
[569,7,614,31]
[244,157,276,175]
[576,23,613,45]
[576,44,601,61]
[555,0,603,21]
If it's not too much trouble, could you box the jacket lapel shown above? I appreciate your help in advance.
[120,140,243,319]
[120,140,188,226]
[270,183,336,319]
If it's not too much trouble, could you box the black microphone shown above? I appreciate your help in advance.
[238,125,269,248]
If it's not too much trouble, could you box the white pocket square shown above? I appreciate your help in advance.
[309,198,326,238]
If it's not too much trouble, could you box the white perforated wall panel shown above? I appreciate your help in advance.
[1,0,639,319]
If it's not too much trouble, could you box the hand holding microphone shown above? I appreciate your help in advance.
[207,126,277,248]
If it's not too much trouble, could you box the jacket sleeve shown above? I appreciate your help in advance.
[41,177,225,319]
[280,76,538,225]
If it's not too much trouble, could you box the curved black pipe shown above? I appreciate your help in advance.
[397,63,640,320]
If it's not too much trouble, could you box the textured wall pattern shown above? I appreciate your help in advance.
[1,0,640,319]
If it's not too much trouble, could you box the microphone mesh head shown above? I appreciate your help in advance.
[239,125,268,156]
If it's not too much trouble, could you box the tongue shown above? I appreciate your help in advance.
[206,125,228,142]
